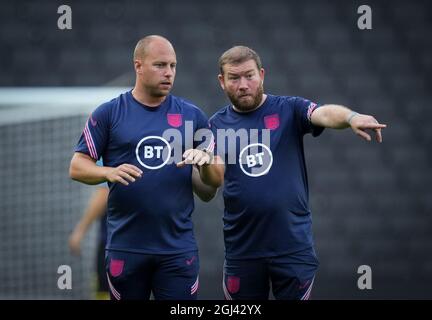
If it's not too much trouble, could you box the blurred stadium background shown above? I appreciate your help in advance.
[0,0,431,299]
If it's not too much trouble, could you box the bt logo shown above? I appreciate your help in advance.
[143,146,164,159]
[239,143,273,177]
[245,152,265,168]
[135,136,171,170]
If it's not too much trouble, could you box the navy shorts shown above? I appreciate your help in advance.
[223,247,319,300]
[105,250,199,300]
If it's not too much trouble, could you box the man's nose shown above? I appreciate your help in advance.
[164,67,174,78]
[238,77,249,90]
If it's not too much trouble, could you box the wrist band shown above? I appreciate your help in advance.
[347,112,359,125]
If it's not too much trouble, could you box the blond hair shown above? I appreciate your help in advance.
[219,46,262,74]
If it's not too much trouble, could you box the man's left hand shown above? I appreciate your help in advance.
[349,114,387,143]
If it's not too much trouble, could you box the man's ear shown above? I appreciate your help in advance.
[134,60,142,74]
[260,68,265,85]
[218,74,225,90]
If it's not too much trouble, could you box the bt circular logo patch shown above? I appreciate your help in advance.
[135,136,171,170]
[238,143,273,177]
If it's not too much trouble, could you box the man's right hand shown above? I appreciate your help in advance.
[106,164,143,185]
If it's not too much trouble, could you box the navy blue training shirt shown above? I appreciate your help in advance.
[75,91,210,254]
[209,94,324,259]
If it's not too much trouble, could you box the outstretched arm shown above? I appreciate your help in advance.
[69,186,109,256]
[310,104,387,142]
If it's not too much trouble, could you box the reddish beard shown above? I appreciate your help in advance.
[228,83,264,112]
